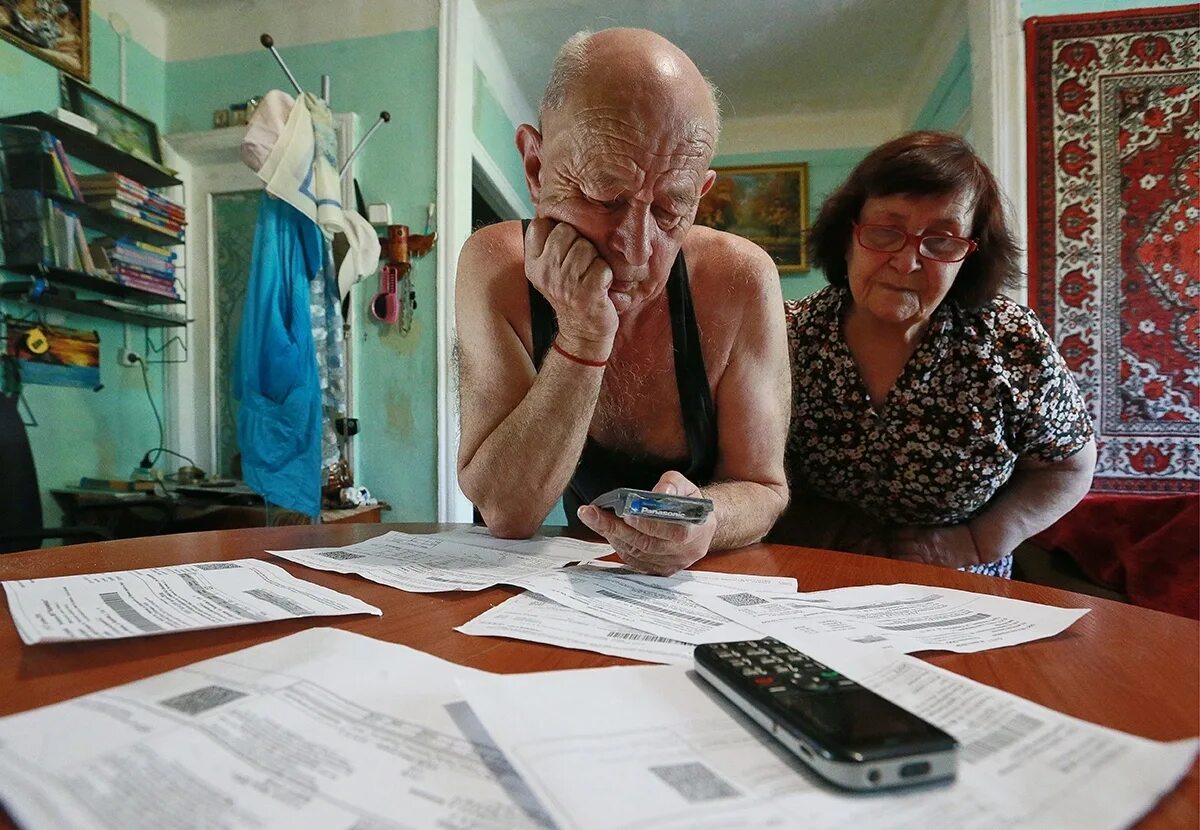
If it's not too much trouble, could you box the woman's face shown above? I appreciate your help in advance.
[845,191,975,328]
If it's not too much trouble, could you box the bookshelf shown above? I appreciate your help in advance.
[46,192,183,249]
[0,112,181,188]
[1,266,184,304]
[0,115,187,327]
[0,287,189,328]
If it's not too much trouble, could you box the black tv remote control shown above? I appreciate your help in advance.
[694,638,957,791]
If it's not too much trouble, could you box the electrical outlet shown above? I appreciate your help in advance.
[118,347,143,367]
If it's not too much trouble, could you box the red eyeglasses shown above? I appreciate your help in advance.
[853,222,977,263]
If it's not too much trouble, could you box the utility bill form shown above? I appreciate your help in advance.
[268,527,612,592]
[0,628,554,830]
[460,643,1199,830]
[691,583,1089,653]
[1,560,381,644]
[458,563,800,664]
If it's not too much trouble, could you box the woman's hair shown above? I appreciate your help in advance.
[807,131,1022,309]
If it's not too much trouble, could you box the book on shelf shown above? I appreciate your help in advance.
[92,237,177,276]
[113,271,180,299]
[90,198,185,225]
[78,172,184,206]
[50,137,83,200]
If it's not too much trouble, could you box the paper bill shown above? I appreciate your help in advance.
[459,649,1198,830]
[692,583,1089,653]
[0,628,554,830]
[457,591,696,665]
[269,528,611,593]
[1,560,381,645]
[578,560,798,595]
[510,566,759,645]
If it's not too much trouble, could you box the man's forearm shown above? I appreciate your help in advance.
[703,479,789,551]
[460,353,603,537]
[968,443,1097,560]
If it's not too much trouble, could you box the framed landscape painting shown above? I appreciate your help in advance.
[61,74,162,163]
[0,0,90,82]
[694,162,809,273]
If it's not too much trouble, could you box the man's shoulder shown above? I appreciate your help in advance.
[456,220,530,328]
[684,225,778,286]
[459,220,526,283]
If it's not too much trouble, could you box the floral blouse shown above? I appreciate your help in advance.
[784,286,1094,577]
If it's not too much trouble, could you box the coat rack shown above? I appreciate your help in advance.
[259,33,391,179]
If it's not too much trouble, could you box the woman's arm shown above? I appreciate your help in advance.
[889,439,1097,568]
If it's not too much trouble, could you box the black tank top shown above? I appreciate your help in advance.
[523,221,719,529]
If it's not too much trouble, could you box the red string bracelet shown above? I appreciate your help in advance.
[552,338,607,368]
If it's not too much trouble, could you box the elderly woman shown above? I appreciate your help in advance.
[773,131,1096,578]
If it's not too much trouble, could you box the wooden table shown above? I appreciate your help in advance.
[50,487,390,536]
[0,524,1196,829]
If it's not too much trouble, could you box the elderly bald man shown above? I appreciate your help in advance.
[455,28,789,575]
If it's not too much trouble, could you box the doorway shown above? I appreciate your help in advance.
[211,190,260,477]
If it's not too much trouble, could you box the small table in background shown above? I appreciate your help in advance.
[50,487,390,537]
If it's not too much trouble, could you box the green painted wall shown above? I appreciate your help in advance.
[473,66,532,215]
[0,12,169,526]
[166,29,441,521]
[711,147,872,301]
[913,36,972,132]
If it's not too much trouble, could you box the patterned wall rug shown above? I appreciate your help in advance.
[1027,6,1199,494]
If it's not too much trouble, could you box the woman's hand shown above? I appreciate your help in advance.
[576,472,717,576]
[887,523,999,568]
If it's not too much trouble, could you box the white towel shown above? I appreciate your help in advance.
[244,90,380,299]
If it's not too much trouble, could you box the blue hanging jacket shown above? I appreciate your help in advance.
[233,193,325,517]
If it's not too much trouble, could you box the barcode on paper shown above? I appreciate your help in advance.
[193,563,242,570]
[594,589,715,625]
[605,631,681,644]
[318,550,365,560]
[649,761,740,803]
[159,685,247,716]
[99,591,163,632]
[961,713,1043,763]
[717,592,767,607]
[245,588,312,616]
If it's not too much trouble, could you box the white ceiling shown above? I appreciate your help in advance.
[475,0,957,120]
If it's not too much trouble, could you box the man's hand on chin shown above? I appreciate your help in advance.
[576,471,716,576]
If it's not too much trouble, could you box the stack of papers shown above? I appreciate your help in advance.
[0,628,1192,830]
[2,560,380,645]
[268,527,611,592]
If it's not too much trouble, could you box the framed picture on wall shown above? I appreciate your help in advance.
[694,162,810,273]
[61,75,162,164]
[0,0,90,82]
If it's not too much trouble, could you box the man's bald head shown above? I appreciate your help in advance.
[539,28,721,153]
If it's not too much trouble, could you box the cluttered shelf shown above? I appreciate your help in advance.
[0,120,187,326]
[0,266,184,305]
[0,112,180,189]
[0,288,189,328]
[44,191,183,249]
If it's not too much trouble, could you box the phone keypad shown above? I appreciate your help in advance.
[709,638,860,694]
